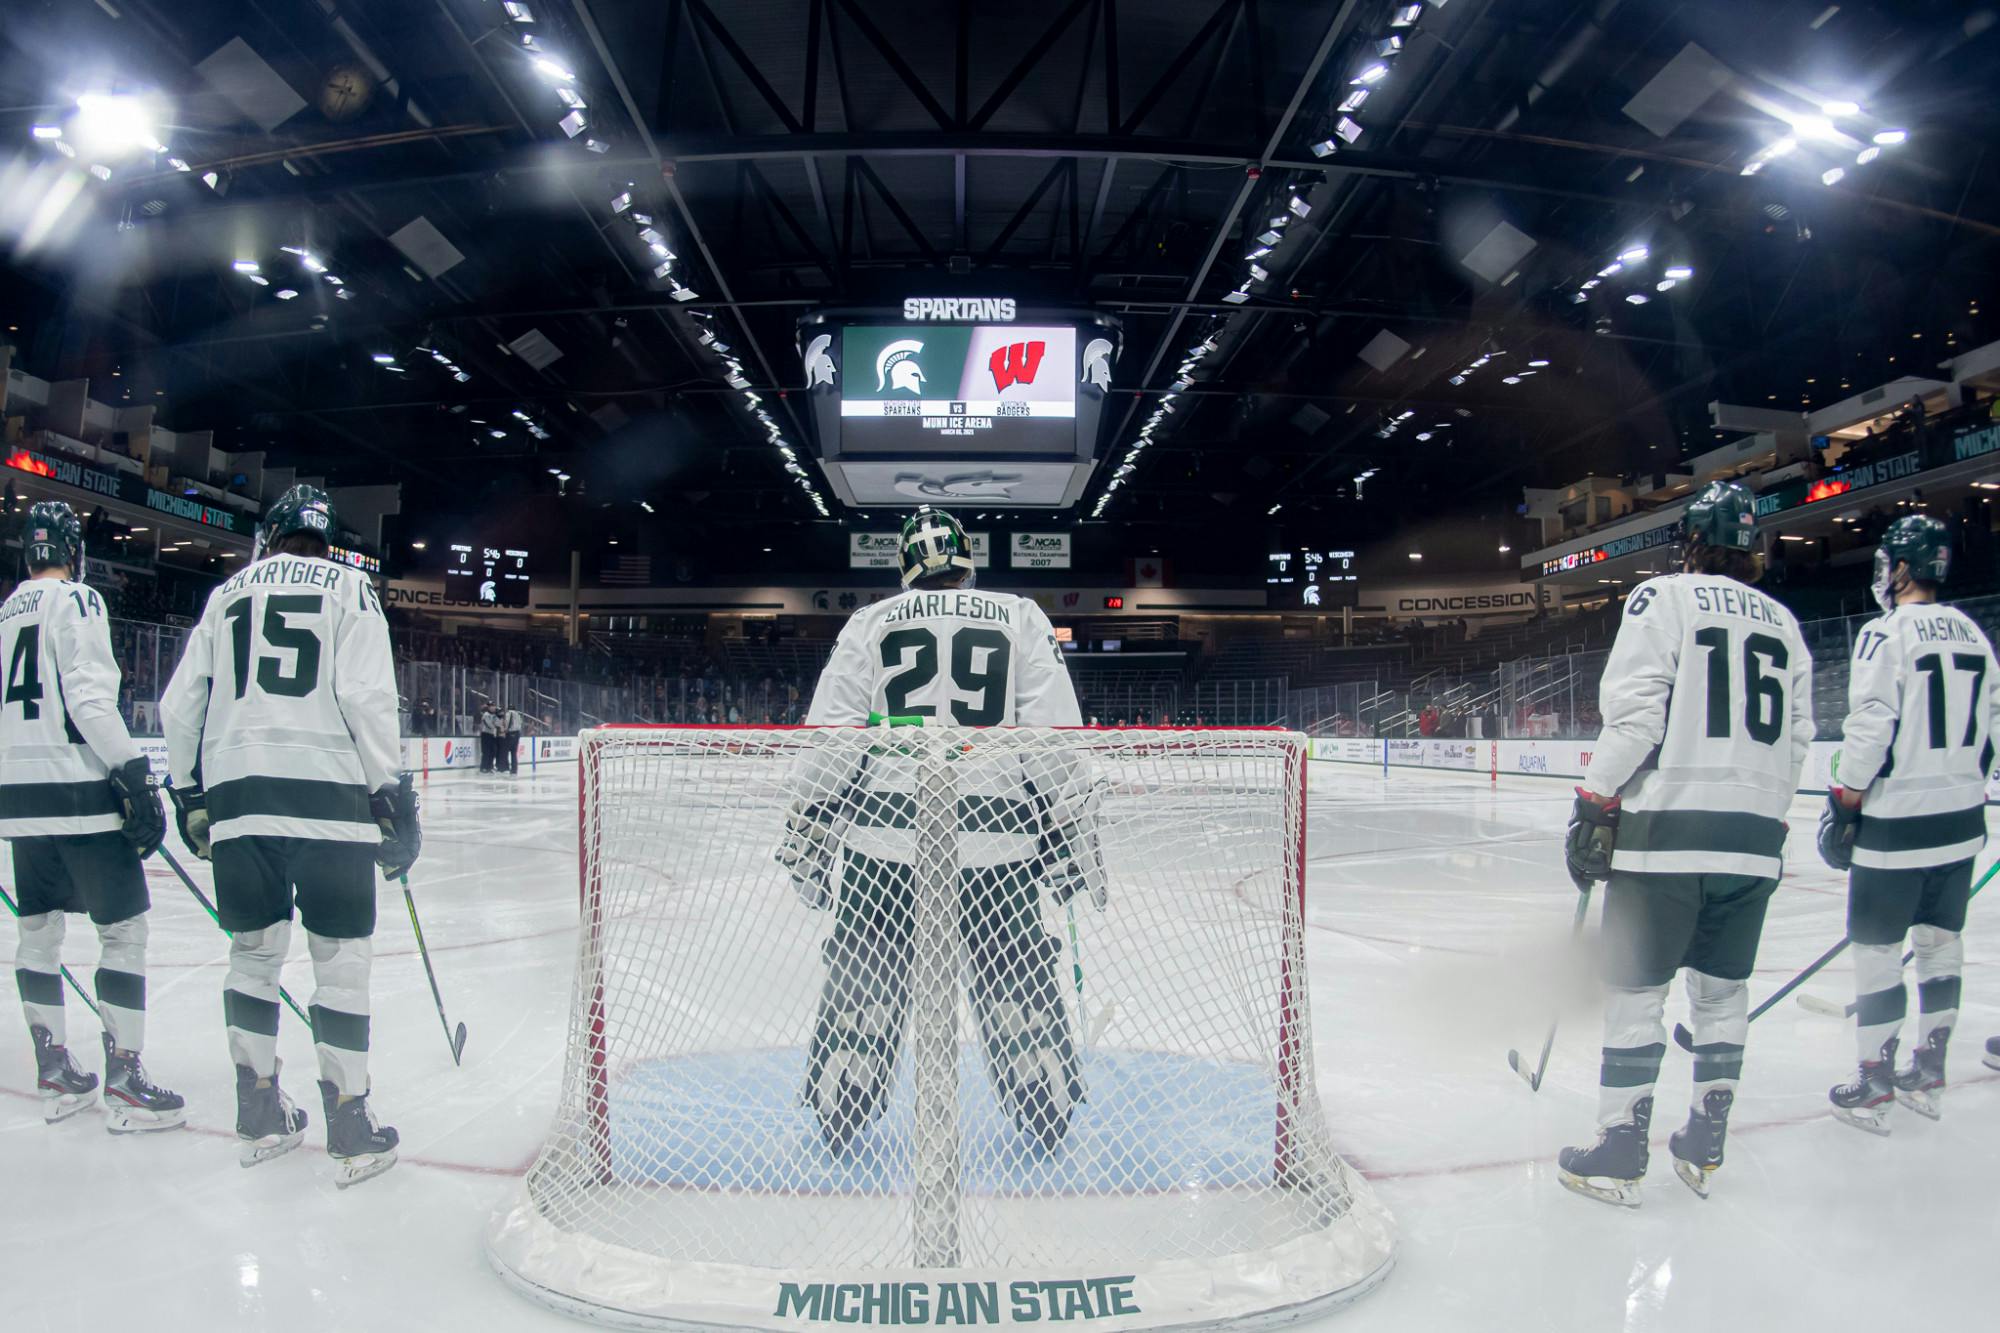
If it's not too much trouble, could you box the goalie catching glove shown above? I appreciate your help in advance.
[107,757,166,859]
[1038,820,1108,910]
[1817,787,1862,872]
[776,807,837,909]
[1563,789,1620,891]
[372,773,422,880]
[168,784,211,861]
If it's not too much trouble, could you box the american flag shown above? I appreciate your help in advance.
[602,553,652,585]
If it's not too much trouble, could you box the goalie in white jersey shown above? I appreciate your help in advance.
[1815,514,1997,1132]
[1559,481,1814,1207]
[0,501,180,1130]
[160,485,419,1187]
[779,505,1101,1153]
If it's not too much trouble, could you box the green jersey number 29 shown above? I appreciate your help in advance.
[878,626,1013,725]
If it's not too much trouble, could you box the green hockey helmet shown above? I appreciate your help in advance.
[255,483,337,560]
[1682,480,1758,552]
[899,505,975,589]
[23,499,83,574]
[1872,513,1951,611]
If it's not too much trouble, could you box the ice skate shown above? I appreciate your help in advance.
[236,1062,307,1167]
[320,1081,399,1188]
[1667,1089,1732,1199]
[1986,1035,2000,1072]
[101,1032,185,1134]
[1829,1040,1897,1136]
[1558,1097,1650,1208]
[32,1026,98,1124]
[1892,1027,1948,1121]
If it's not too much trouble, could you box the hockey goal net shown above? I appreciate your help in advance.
[488,725,1394,1329]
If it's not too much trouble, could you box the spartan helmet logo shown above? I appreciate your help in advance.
[1080,337,1114,391]
[803,333,836,388]
[875,339,926,393]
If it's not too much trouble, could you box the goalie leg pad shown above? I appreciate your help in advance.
[965,865,1083,1149]
[804,859,913,1153]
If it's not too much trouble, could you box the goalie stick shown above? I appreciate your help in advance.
[1508,885,1594,1091]
[0,882,103,1020]
[1793,859,1996,1020]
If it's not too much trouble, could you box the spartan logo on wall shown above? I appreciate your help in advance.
[1080,337,1114,391]
[987,340,1047,392]
[875,339,926,393]
[802,333,836,388]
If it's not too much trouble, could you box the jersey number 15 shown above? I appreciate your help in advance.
[225,595,323,699]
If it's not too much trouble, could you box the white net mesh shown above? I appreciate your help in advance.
[488,726,1394,1329]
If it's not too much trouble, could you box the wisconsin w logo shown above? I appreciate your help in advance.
[988,340,1047,391]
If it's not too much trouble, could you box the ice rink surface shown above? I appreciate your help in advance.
[2,758,1995,1332]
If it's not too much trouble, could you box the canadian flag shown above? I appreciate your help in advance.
[1130,558,1167,589]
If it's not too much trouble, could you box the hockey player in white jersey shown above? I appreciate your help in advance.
[1816,514,1997,1132]
[778,505,1101,1152]
[0,501,179,1131]
[1559,481,1814,1206]
[159,485,419,1186]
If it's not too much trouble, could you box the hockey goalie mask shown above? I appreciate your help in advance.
[898,505,976,589]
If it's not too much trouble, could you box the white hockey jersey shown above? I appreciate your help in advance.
[800,585,1086,867]
[0,578,142,838]
[1836,603,1999,870]
[160,553,400,845]
[1583,573,1815,878]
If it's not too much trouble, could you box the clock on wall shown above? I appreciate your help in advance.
[319,64,377,122]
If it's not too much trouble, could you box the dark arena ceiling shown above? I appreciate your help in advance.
[2,0,1997,571]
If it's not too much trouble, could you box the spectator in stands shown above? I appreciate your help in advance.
[1418,701,1441,737]
[412,698,436,737]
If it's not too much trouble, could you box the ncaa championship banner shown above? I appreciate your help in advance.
[1009,533,1071,569]
[850,531,991,570]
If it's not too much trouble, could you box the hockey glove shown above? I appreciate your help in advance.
[1563,789,1620,891]
[776,808,837,909]
[1817,787,1862,873]
[107,757,166,859]
[168,784,212,861]
[1039,821,1109,911]
[372,773,422,881]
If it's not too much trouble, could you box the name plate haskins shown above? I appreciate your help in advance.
[773,1276,1140,1326]
[903,297,1017,322]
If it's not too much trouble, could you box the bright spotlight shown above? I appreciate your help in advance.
[1618,245,1649,263]
[1820,99,1860,117]
[1873,128,1907,145]
[74,93,165,157]
[1352,63,1390,85]
[1663,265,1693,279]
[1855,145,1880,165]
[531,57,577,83]
[1821,166,1845,185]
[1791,114,1838,142]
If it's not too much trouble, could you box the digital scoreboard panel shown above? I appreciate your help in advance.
[445,544,530,608]
[1267,548,1358,609]
[838,324,1079,453]
[800,308,1118,509]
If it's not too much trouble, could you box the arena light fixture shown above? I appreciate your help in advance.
[1625,292,1650,305]
[1821,166,1845,185]
[1596,262,1623,277]
[1407,551,1422,560]
[1656,278,1677,291]
[532,57,577,83]
[1873,128,1907,145]
[167,156,190,172]
[372,353,396,364]
[1288,194,1312,218]
[1663,265,1693,279]
[1498,543,1511,553]
[556,88,587,111]
[1528,359,1550,367]
[1855,145,1880,165]
[231,259,260,273]
[1245,245,1272,260]
[274,288,298,300]
[31,125,61,139]
[1248,263,1270,283]
[73,92,166,157]
[1391,4,1423,26]
[1338,89,1369,113]
[1311,139,1338,158]
[1352,62,1390,85]
[1377,35,1404,56]
[1617,245,1649,263]
[1257,229,1283,246]
[1336,116,1364,144]
[247,274,269,287]
[1821,99,1861,116]
[1740,160,1765,177]
[558,109,588,137]
[504,1,535,20]
[1791,114,1839,142]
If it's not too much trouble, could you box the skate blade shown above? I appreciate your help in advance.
[1829,1105,1892,1137]
[1985,1053,2000,1073]
[41,1090,98,1124]
[239,1130,305,1167]
[1558,1168,1642,1208]
[332,1149,398,1189]
[106,1106,188,1135]
[1672,1158,1714,1200]
[1894,1088,1941,1121]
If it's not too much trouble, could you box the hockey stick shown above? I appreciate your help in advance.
[156,846,310,1025]
[1671,934,1852,1052]
[402,873,467,1065]
[1793,858,1997,1020]
[1508,885,1593,1091]
[0,882,104,1020]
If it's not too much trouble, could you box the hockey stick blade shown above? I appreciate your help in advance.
[1506,1048,1537,1090]
[1796,993,1851,1018]
[450,1022,468,1064]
